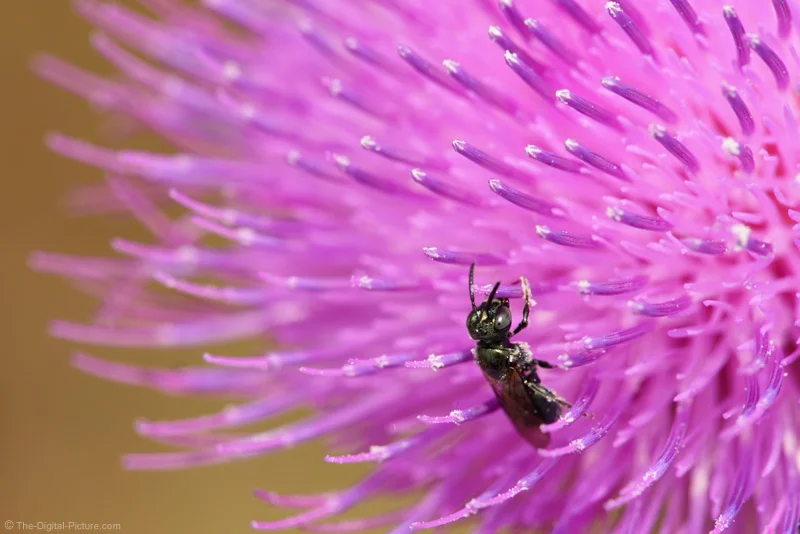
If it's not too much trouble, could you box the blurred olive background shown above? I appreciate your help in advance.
[1,4,377,533]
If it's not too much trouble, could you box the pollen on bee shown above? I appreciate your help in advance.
[516,342,532,363]
[520,275,536,307]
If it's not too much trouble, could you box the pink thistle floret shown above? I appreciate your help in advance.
[33,0,800,532]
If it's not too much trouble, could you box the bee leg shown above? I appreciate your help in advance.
[549,391,572,409]
[527,365,591,416]
[524,370,541,384]
[509,303,529,338]
[527,381,572,408]
[510,276,533,338]
[524,381,571,424]
[529,375,591,417]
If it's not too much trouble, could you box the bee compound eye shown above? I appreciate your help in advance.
[494,306,511,330]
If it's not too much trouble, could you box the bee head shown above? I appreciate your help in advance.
[467,299,512,341]
[467,264,512,342]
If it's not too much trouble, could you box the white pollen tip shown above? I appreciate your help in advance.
[722,137,740,155]
[327,78,343,95]
[601,76,619,88]
[236,227,256,246]
[176,245,198,263]
[332,154,350,167]
[606,206,622,221]
[360,135,377,149]
[721,80,736,93]
[731,223,751,248]
[442,59,459,72]
[222,60,242,81]
[649,124,666,137]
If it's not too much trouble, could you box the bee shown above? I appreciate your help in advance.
[467,263,571,448]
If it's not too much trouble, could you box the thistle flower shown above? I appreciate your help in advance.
[33,0,800,532]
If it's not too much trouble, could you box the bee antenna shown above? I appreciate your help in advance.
[487,281,501,304]
[469,263,476,309]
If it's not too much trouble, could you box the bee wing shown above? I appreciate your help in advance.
[486,369,551,448]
